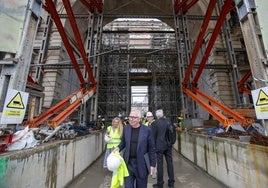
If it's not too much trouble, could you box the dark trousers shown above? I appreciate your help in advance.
[156,147,175,187]
[125,158,148,188]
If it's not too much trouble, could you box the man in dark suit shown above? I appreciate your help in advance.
[151,109,175,188]
[116,109,157,188]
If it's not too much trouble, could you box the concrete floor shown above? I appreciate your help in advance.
[66,149,227,188]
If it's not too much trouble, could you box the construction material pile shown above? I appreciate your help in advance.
[215,124,268,147]
[185,122,268,147]
[217,130,268,146]
[0,121,104,153]
[249,132,268,146]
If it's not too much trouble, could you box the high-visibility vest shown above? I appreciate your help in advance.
[110,151,129,188]
[106,126,121,149]
[144,119,155,126]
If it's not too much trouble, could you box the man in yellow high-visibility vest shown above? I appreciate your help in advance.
[144,111,155,126]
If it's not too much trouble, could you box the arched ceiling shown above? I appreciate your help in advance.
[63,0,216,49]
[69,0,209,29]
[104,0,173,15]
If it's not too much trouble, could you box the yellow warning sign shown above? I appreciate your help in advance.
[6,92,25,109]
[4,109,23,116]
[256,89,268,106]
[256,106,268,113]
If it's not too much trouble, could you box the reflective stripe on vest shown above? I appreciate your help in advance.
[106,126,121,149]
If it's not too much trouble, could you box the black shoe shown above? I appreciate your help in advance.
[168,186,174,188]
[153,184,163,188]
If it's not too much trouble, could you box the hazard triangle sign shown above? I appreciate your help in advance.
[252,86,268,119]
[256,89,268,106]
[0,89,29,124]
[6,92,25,109]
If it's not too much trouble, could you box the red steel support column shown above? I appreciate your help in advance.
[194,88,244,122]
[194,88,254,126]
[237,70,252,94]
[50,87,96,128]
[80,0,91,10]
[182,0,217,87]
[183,88,235,127]
[62,0,96,85]
[23,88,85,127]
[192,0,234,85]
[95,0,103,13]
[174,0,188,14]
[44,0,86,86]
[182,0,200,13]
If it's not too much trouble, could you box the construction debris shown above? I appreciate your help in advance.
[216,129,250,139]
[250,132,268,146]
[185,122,268,147]
[0,120,104,153]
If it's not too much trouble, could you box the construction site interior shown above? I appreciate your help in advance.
[0,0,268,187]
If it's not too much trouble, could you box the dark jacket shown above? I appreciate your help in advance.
[151,117,170,151]
[118,124,156,177]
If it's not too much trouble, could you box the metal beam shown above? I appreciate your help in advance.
[192,0,234,86]
[183,87,235,127]
[174,0,188,14]
[58,14,219,20]
[103,30,175,33]
[23,88,85,127]
[30,62,233,70]
[183,0,218,87]
[194,88,254,127]
[62,0,96,86]
[237,70,252,95]
[103,49,177,55]
[44,0,86,86]
[182,0,200,13]
[48,87,96,128]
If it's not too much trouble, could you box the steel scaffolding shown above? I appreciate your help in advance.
[99,19,179,123]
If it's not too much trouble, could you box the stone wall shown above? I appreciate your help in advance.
[179,131,268,188]
[0,132,104,188]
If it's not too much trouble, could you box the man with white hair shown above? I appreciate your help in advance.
[151,109,175,188]
[116,109,157,188]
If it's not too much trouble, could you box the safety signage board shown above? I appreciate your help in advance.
[0,88,29,124]
[252,86,268,119]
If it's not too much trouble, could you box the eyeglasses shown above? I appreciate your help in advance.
[129,116,139,120]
